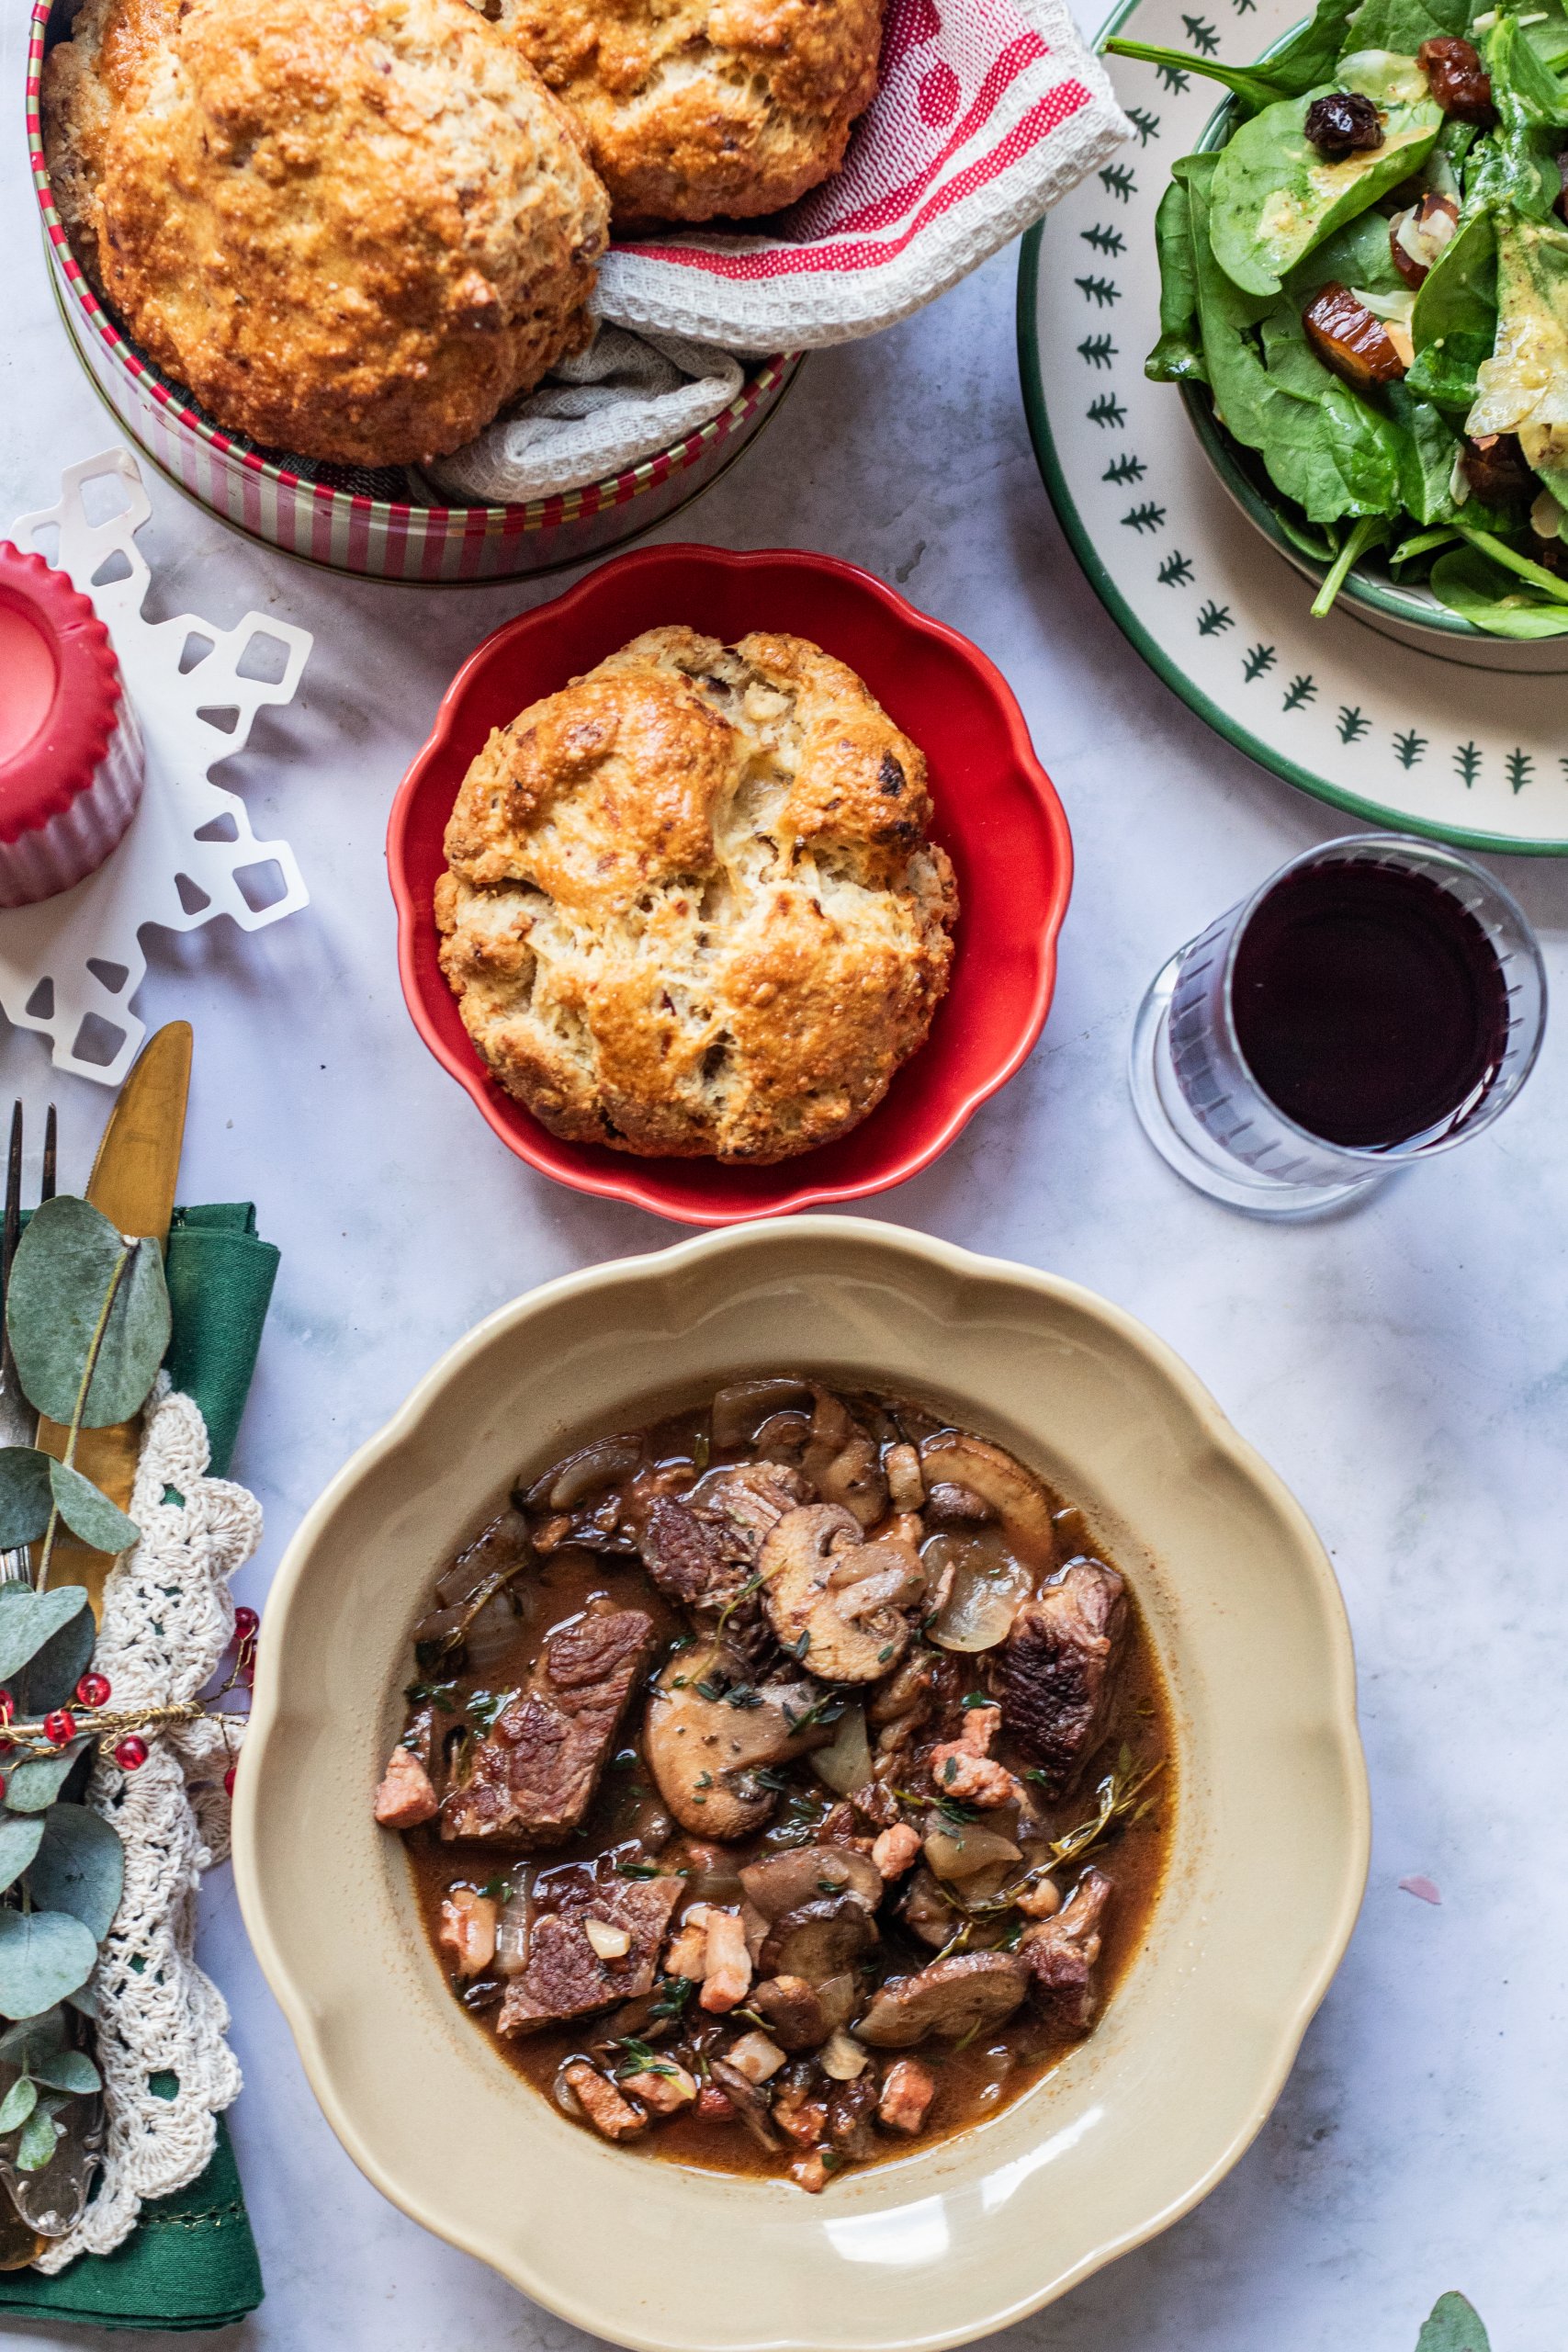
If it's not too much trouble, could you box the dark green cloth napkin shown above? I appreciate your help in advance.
[0,1202,277,2333]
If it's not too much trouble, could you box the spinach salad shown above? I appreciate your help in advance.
[1111,0,1568,636]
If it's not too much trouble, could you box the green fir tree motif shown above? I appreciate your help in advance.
[1454,740,1482,788]
[1337,706,1371,744]
[1102,452,1146,485]
[1197,600,1235,634]
[1281,673,1317,709]
[1100,164,1137,202]
[1157,550,1195,586]
[1241,642,1277,681]
[1076,274,1122,307]
[1506,747,1534,794]
[1127,106,1162,143]
[1122,501,1167,534]
[1078,334,1117,368]
[1182,13,1222,51]
[1156,60,1191,88]
[1087,393,1127,428]
[1080,223,1126,254]
[1233,0,1257,13]
[1393,728,1427,769]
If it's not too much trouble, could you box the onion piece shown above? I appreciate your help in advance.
[495,1882,530,1975]
[923,1533,1034,1653]
[924,1822,1021,1882]
[710,1379,812,1451]
[811,1702,872,1796]
[542,1436,641,1511]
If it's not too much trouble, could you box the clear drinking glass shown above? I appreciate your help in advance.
[1129,832,1548,1216]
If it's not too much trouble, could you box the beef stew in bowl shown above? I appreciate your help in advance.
[375,1378,1175,2191]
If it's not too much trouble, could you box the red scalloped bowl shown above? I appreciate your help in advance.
[388,544,1072,1226]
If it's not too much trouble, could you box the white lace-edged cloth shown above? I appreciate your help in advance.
[423,324,745,506]
[32,1379,259,2272]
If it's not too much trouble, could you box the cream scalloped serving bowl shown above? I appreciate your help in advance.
[234,1218,1370,2352]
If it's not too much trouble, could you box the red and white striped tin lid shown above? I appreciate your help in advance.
[0,544,145,908]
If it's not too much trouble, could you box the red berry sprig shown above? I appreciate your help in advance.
[42,1709,77,1747]
[75,1672,112,1710]
[114,1736,148,1772]
[223,1765,236,1795]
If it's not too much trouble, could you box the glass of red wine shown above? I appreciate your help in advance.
[1130,832,1547,1215]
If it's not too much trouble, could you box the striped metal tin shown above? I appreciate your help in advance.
[27,0,800,585]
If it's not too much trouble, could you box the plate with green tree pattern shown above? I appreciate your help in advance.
[1017,0,1568,855]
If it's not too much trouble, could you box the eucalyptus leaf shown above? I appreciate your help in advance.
[0,1908,99,2015]
[64,1982,98,2020]
[30,1804,124,1941]
[6,1196,171,1430]
[0,1587,89,1687]
[16,2104,62,2173]
[1416,2291,1492,2352]
[17,1601,96,1716]
[4,1738,89,1815]
[27,2045,101,2098]
[0,1449,53,1550]
[0,2007,68,2066]
[48,1459,139,1555]
[0,2077,37,2133]
[0,1810,46,1896]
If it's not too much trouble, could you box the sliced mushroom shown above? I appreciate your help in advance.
[855,1952,1031,2049]
[761,1506,927,1683]
[535,1435,643,1512]
[759,1894,877,1985]
[919,1434,1056,1558]
[644,1645,834,1838]
[901,1866,961,1949]
[925,1480,998,1525]
[709,2056,783,2151]
[885,1443,926,1511]
[710,1378,813,1452]
[740,1844,884,1920]
[802,1390,888,1528]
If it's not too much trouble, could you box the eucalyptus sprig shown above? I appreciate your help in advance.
[1416,2293,1490,2352]
[0,1195,171,1587]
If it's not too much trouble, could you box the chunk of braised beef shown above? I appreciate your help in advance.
[1302,282,1407,392]
[1461,432,1534,505]
[442,1607,654,1845]
[825,2073,879,2161]
[637,1497,745,1608]
[1418,36,1495,126]
[1303,89,1384,157]
[991,1560,1127,1799]
[1021,1867,1112,2038]
[498,1862,681,2035]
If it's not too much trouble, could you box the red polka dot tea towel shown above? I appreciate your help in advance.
[594,0,1130,352]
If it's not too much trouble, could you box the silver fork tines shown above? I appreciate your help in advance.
[0,1102,58,1586]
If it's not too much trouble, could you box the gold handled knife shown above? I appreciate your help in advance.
[37,1022,192,1611]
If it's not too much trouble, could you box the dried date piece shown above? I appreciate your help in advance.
[1303,282,1407,390]
[1460,433,1533,505]
[1417,37,1495,126]
[1303,90,1384,157]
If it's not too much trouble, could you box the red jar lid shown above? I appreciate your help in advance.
[0,543,124,847]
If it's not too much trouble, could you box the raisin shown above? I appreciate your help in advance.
[1303,282,1406,391]
[1460,434,1533,505]
[1417,38,1495,127]
[1303,90,1384,156]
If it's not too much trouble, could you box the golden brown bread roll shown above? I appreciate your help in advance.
[436,626,957,1161]
[42,0,183,293]
[56,0,610,467]
[500,0,884,224]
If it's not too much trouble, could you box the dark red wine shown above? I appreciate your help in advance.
[1231,859,1510,1148]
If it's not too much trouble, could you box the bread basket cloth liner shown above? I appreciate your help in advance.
[0,1202,276,2333]
[427,0,1127,499]
[589,0,1129,352]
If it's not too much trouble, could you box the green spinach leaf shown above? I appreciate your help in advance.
[1468,214,1568,496]
[1209,54,1443,297]
[1429,540,1568,629]
[1148,166,1210,381]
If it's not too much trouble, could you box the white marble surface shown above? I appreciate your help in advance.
[4,6,1566,2343]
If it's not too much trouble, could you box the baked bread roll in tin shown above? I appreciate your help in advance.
[502,0,884,224]
[436,627,958,1162]
[49,0,610,468]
